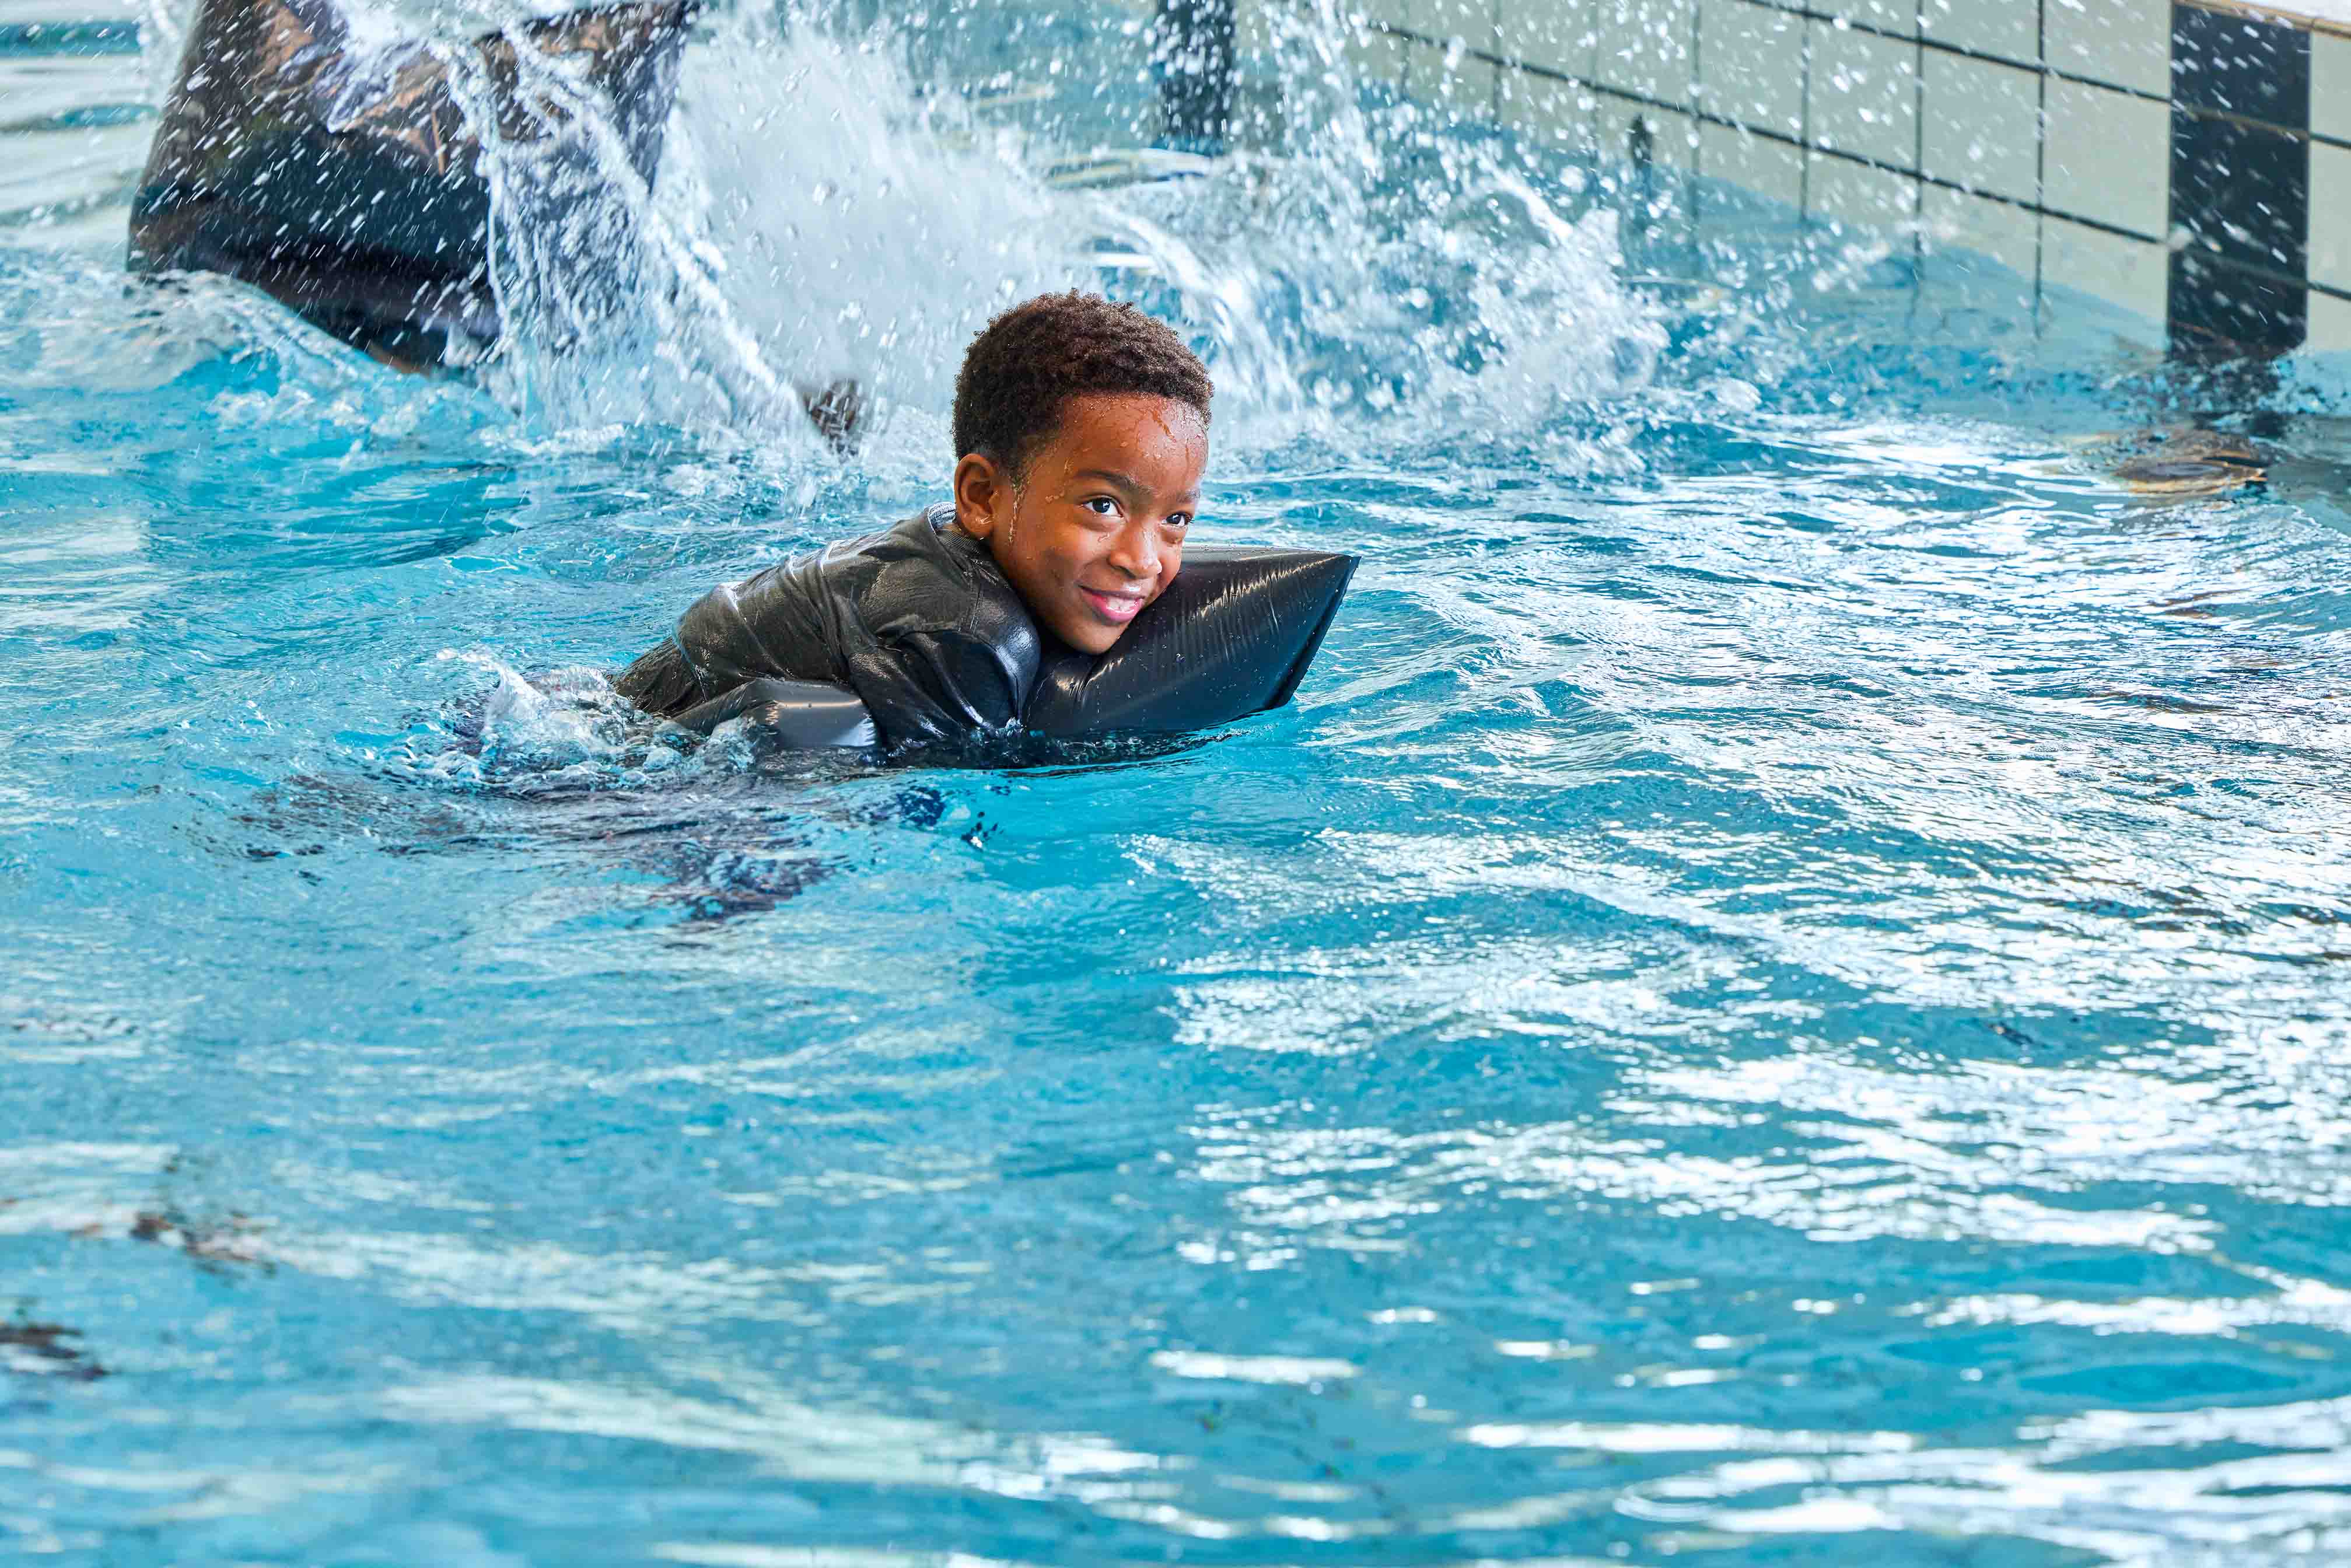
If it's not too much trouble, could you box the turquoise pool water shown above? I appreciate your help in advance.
[10,4,2351,1564]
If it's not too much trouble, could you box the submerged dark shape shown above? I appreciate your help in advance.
[1,1321,105,1382]
[2095,427,2271,498]
[616,505,1356,758]
[128,0,694,368]
[129,1207,272,1271]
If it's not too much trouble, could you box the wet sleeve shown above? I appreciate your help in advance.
[672,564,842,696]
[612,636,704,718]
[865,626,1031,743]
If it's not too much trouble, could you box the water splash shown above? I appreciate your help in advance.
[453,0,1666,462]
[410,652,925,803]
[50,0,2275,457]
[88,0,1973,461]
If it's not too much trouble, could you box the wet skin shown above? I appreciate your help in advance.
[951,392,1207,656]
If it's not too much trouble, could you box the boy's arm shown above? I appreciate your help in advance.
[674,571,841,694]
[855,625,1031,747]
[612,635,704,718]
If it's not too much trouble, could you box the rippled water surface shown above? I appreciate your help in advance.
[10,1,2351,1563]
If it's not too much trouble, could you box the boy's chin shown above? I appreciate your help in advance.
[1059,625,1123,656]
[1045,608,1126,656]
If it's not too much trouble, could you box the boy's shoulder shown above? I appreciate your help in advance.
[842,506,1037,659]
[782,506,1043,742]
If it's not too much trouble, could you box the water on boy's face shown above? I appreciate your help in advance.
[967,393,1207,655]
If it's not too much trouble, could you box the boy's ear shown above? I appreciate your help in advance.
[953,453,1009,540]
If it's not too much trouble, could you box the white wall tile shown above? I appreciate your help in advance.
[1920,49,2039,202]
[1701,118,1805,206]
[1594,0,1699,108]
[1807,151,1921,225]
[1817,0,1919,40]
[1344,16,1418,90]
[2311,142,2351,293]
[2042,77,2168,238]
[1595,96,1698,166]
[1696,0,1804,138]
[2045,0,2170,97]
[2305,288,2351,354]
[2314,30,2351,147]
[1660,104,1703,167]
[1495,0,1594,76]
[1421,0,1500,54]
[1366,5,1487,99]
[1427,52,1502,115]
[1240,0,1279,56]
[1918,0,2037,65]
[1922,181,2038,278]
[1809,19,1921,169]
[1499,67,1597,148]
[2042,215,2168,331]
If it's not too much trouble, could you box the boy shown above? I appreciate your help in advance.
[618,291,1214,752]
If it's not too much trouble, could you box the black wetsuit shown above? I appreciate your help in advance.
[618,506,1038,754]
[618,505,1360,757]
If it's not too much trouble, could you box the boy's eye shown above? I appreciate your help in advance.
[1166,513,1192,531]
[1084,496,1119,516]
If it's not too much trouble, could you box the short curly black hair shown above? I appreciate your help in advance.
[952,292,1212,475]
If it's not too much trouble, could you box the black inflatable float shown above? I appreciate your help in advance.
[617,506,1356,757]
[129,0,693,368]
[1023,547,1354,738]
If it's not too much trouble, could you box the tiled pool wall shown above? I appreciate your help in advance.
[1235,0,2351,359]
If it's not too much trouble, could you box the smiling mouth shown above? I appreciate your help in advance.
[1078,584,1149,624]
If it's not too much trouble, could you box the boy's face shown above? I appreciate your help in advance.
[953,392,1206,656]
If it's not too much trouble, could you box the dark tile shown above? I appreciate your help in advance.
[2171,2,2309,123]
[2166,2,2310,358]
[2168,250,2307,357]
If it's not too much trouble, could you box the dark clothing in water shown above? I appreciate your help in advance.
[619,504,1360,759]
[617,506,1040,754]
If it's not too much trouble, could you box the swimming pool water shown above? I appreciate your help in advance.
[10,4,2351,1564]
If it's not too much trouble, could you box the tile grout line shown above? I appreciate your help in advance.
[1689,0,1704,222]
[2034,0,2045,335]
[1422,22,2351,306]
[1362,2,2314,332]
[1384,37,2168,246]
[1370,14,2194,124]
[1492,0,1502,120]
[1798,3,1811,216]
[1911,0,1923,279]
[1715,0,2168,102]
[2165,0,2181,346]
[1398,0,2328,106]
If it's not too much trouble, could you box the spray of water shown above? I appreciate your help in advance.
[76,0,2246,451]
[90,0,1678,454]
[447,0,1667,463]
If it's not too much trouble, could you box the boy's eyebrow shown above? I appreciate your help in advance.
[1072,468,1202,507]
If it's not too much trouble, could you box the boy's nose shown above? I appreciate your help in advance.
[1107,522,1161,578]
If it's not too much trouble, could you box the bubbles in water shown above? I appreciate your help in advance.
[413,652,907,802]
[411,653,694,794]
